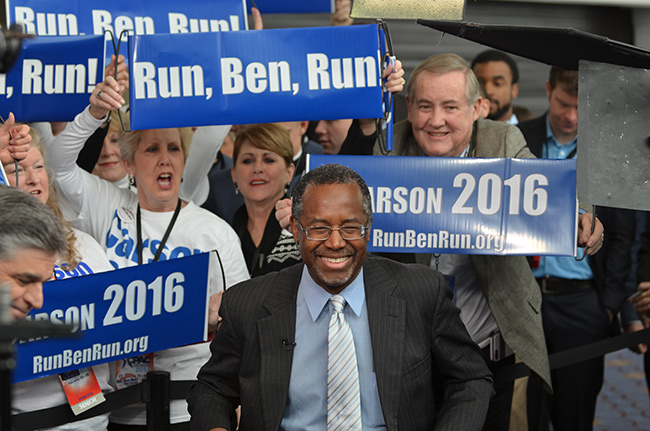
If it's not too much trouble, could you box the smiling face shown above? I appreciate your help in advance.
[124,129,185,212]
[472,60,518,122]
[92,131,127,183]
[0,247,55,319]
[231,140,295,207]
[407,70,481,158]
[315,119,352,154]
[291,183,369,294]
[1,146,49,204]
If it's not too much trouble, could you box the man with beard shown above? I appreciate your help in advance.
[188,163,494,431]
[472,50,521,124]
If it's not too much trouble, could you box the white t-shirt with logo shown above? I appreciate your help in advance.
[46,107,250,425]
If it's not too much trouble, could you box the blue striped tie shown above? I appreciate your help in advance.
[327,294,362,431]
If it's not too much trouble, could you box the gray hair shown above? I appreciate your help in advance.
[291,164,372,224]
[407,53,481,106]
[0,186,67,261]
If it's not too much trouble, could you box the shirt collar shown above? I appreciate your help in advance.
[458,143,470,158]
[545,113,577,148]
[293,148,303,163]
[302,267,365,321]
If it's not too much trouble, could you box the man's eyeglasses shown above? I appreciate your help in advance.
[297,221,368,241]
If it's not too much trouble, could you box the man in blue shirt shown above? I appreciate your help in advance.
[188,163,494,431]
[518,67,634,431]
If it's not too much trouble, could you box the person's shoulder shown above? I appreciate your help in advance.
[393,119,412,140]
[207,166,234,185]
[180,201,240,241]
[474,117,532,158]
[365,256,447,307]
[303,140,323,155]
[69,227,114,274]
[182,201,231,224]
[476,117,517,135]
[375,119,414,156]
[225,263,303,303]
[516,114,546,135]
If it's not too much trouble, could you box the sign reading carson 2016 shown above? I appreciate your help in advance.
[307,155,577,256]
[13,253,212,383]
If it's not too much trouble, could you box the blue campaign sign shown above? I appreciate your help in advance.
[128,24,383,129]
[250,0,333,14]
[7,0,248,36]
[307,155,577,256]
[13,253,211,383]
[0,35,105,122]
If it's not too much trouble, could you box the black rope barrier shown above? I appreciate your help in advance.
[12,327,650,430]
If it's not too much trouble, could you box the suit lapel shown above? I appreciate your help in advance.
[257,264,302,431]
[364,258,406,430]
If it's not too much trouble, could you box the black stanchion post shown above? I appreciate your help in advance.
[145,371,171,431]
[0,342,15,431]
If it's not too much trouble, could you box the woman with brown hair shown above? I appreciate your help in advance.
[230,123,301,277]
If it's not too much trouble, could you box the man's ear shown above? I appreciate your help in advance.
[290,216,299,243]
[299,121,309,136]
[511,82,519,100]
[471,96,482,122]
[365,222,371,244]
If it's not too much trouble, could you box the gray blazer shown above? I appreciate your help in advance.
[375,118,552,393]
[188,256,494,431]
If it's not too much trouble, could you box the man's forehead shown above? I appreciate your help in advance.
[0,259,42,285]
[417,69,465,84]
[411,91,468,109]
[303,182,363,206]
[305,181,358,194]
[413,70,467,98]
[551,85,577,104]
[475,61,511,76]
[0,248,57,272]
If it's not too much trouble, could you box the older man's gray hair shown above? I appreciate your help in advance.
[0,186,66,261]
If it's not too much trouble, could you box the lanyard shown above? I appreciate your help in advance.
[136,198,182,265]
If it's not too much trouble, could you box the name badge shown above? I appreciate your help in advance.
[114,353,154,390]
[59,367,106,415]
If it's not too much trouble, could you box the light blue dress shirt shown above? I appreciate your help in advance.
[280,268,386,430]
[531,115,593,280]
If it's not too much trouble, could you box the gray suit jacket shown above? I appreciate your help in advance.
[374,119,552,393]
[188,256,494,431]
